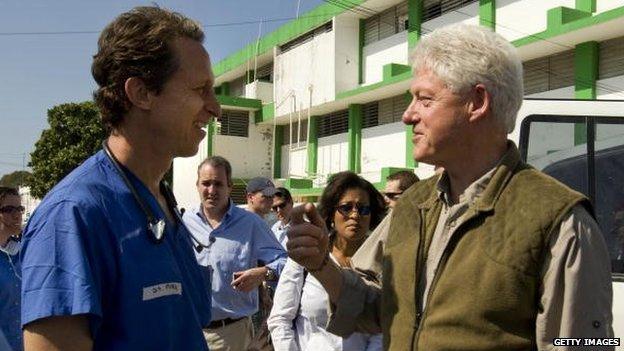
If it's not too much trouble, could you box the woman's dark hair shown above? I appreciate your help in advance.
[318,171,386,231]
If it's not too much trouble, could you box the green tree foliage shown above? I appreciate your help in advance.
[28,102,107,198]
[0,170,32,188]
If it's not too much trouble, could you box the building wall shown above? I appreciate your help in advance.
[362,31,408,85]
[274,29,335,117]
[214,114,273,180]
[597,0,624,14]
[598,75,624,99]
[173,112,272,210]
[280,145,308,178]
[360,122,406,182]
[173,136,208,211]
[525,85,575,99]
[334,15,361,94]
[245,80,274,103]
[496,0,574,42]
[317,133,349,178]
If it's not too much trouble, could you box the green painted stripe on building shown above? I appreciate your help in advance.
[256,102,275,124]
[274,125,284,178]
[348,104,362,173]
[307,116,318,176]
[216,95,263,110]
[207,120,216,157]
[336,70,412,100]
[512,5,624,47]
[573,41,598,145]
[383,63,411,80]
[213,0,366,77]
[220,82,230,96]
[479,0,496,29]
[407,0,422,49]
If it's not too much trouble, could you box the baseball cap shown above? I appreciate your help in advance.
[246,177,277,196]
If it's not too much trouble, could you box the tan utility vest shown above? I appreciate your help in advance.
[381,148,589,350]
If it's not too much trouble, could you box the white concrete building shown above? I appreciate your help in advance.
[173,0,624,208]
[173,2,624,339]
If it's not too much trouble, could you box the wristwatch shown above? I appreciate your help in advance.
[264,268,277,281]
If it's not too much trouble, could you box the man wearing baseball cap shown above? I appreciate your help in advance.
[246,177,278,226]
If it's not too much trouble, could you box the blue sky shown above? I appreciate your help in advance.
[0,0,324,176]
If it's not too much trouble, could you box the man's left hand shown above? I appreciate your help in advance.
[231,267,267,292]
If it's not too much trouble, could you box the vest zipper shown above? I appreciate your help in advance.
[412,209,472,349]
[410,208,428,350]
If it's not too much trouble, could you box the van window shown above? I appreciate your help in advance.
[520,116,624,276]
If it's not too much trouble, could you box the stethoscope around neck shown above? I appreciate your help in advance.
[102,141,214,252]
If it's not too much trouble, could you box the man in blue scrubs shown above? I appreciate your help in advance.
[183,156,287,351]
[20,7,220,350]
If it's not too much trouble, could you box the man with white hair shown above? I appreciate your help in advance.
[286,24,613,350]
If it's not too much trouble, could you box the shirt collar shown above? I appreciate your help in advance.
[436,146,510,207]
[195,199,236,225]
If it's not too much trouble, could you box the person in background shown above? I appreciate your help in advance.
[0,187,23,351]
[183,156,287,351]
[268,171,385,351]
[19,7,217,350]
[383,171,419,209]
[271,187,293,249]
[246,176,278,226]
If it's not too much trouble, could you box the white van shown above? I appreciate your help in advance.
[511,98,624,347]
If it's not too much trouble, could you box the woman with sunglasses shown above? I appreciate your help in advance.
[268,171,385,350]
[0,187,24,351]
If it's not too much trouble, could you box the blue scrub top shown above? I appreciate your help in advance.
[0,244,22,351]
[20,150,211,351]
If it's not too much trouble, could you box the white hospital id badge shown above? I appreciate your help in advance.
[143,282,182,301]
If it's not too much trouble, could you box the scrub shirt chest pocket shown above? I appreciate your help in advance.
[116,223,186,306]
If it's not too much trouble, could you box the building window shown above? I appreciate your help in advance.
[317,109,349,138]
[279,22,333,54]
[283,120,308,145]
[523,49,575,95]
[362,102,379,128]
[229,76,246,97]
[256,63,274,83]
[378,94,409,125]
[599,36,624,80]
[218,110,249,137]
[423,0,478,22]
[363,1,408,46]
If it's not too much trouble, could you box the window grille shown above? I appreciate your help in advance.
[279,22,332,53]
[362,102,379,128]
[423,0,478,22]
[282,120,308,145]
[599,36,624,80]
[378,94,409,125]
[256,63,274,82]
[363,1,408,46]
[219,110,249,137]
[523,49,575,95]
[317,109,349,138]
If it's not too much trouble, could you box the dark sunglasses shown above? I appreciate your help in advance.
[271,203,289,211]
[383,192,403,201]
[335,203,371,217]
[0,205,25,214]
